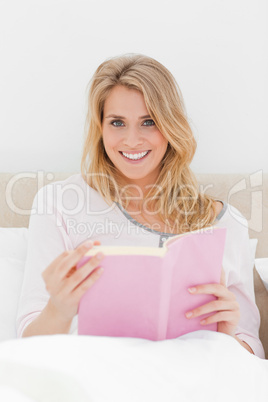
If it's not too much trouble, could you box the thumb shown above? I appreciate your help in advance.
[220,267,226,286]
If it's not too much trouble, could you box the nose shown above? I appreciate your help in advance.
[122,127,143,148]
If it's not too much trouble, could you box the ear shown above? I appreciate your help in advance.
[220,267,226,286]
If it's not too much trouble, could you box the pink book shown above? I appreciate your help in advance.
[77,226,226,340]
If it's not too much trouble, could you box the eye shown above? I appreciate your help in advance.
[110,120,124,127]
[109,119,155,127]
[143,119,155,126]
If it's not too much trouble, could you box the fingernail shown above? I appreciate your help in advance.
[185,312,193,318]
[97,267,104,275]
[188,287,196,293]
[96,252,104,260]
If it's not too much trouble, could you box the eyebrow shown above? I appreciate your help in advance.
[105,114,151,119]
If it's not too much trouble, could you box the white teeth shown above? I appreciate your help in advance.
[122,151,149,160]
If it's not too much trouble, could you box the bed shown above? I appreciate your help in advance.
[0,171,267,401]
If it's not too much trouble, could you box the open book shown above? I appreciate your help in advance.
[77,226,226,340]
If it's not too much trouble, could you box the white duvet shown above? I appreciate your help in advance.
[0,331,267,402]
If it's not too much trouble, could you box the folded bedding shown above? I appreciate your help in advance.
[0,331,267,402]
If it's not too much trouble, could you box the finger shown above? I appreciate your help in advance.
[220,267,226,286]
[64,252,105,293]
[43,241,93,278]
[185,300,239,319]
[43,249,72,278]
[72,265,104,301]
[56,241,95,278]
[188,283,234,300]
[199,310,240,326]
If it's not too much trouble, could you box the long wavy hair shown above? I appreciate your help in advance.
[81,53,216,233]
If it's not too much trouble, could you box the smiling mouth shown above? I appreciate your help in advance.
[120,150,151,161]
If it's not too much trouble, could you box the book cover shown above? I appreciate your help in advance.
[77,226,226,340]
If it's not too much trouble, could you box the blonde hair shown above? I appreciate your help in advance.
[81,53,216,233]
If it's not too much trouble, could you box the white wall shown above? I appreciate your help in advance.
[0,0,267,174]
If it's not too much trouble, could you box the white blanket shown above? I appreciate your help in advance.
[0,331,267,402]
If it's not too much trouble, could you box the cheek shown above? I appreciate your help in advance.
[102,130,118,152]
[155,133,168,150]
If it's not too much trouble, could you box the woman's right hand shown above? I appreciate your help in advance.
[42,240,104,323]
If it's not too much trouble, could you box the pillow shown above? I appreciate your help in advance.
[255,258,268,292]
[0,228,28,341]
[249,238,258,261]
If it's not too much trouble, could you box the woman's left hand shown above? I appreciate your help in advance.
[185,268,240,337]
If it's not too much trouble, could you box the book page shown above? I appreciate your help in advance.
[85,245,166,257]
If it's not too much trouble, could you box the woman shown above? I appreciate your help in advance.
[16,54,265,358]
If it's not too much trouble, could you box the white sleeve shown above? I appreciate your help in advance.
[16,184,75,337]
[221,209,265,359]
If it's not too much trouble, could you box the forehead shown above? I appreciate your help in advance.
[103,86,148,115]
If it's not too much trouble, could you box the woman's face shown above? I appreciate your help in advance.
[102,85,168,192]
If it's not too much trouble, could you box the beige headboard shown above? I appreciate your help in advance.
[0,172,267,257]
